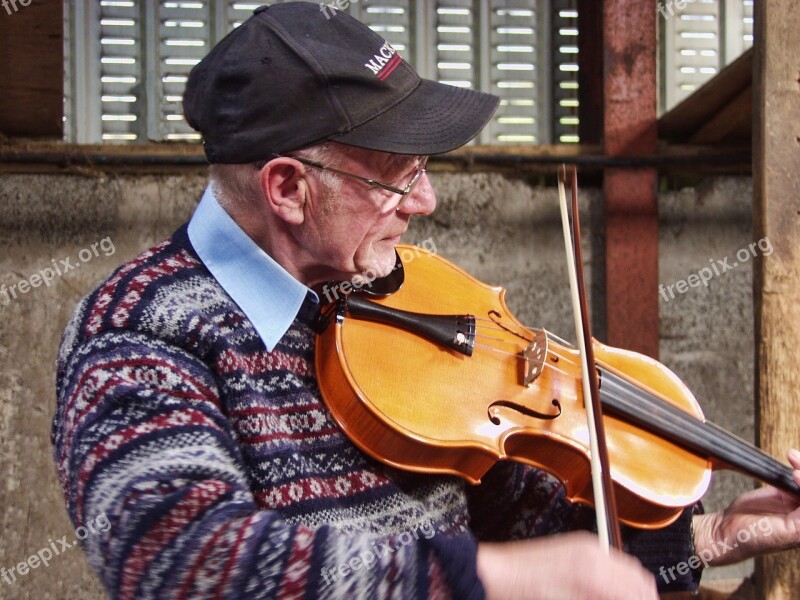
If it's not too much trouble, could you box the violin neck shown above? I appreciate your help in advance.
[599,368,800,496]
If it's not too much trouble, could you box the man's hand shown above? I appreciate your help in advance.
[692,448,800,566]
[477,531,658,600]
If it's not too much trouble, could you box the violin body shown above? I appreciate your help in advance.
[315,245,797,529]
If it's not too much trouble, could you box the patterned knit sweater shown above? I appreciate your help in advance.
[52,225,698,599]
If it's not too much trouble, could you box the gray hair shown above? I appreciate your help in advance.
[209,142,344,213]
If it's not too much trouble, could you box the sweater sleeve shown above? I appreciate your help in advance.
[467,462,702,594]
[52,329,484,600]
[466,461,596,541]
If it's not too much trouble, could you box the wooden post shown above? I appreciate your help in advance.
[752,1,800,598]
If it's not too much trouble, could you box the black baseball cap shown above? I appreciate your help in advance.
[183,2,499,164]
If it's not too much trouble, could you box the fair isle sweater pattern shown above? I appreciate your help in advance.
[52,225,594,600]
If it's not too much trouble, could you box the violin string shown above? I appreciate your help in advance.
[472,323,524,333]
[472,325,793,492]
[472,342,525,357]
[471,324,536,339]
[597,375,792,484]
[472,332,528,345]
[539,358,576,378]
[469,343,580,380]
[470,337,578,380]
[471,324,529,349]
[474,322,578,357]
[472,317,578,351]
[481,336,794,492]
[471,325,581,378]
[473,317,535,342]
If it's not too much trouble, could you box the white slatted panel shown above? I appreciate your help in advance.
[66,1,755,145]
[69,1,548,145]
[490,1,543,144]
[662,0,753,113]
[723,0,753,62]
[98,0,141,141]
[353,2,412,54]
[552,1,578,143]
[227,2,262,29]
[741,0,754,45]
[159,2,211,141]
[434,1,475,89]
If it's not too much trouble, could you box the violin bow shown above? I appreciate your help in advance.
[557,165,623,551]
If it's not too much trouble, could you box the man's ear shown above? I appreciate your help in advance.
[258,158,309,225]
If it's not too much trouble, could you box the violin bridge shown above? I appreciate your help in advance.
[523,330,548,386]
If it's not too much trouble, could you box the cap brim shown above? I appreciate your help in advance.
[330,79,500,155]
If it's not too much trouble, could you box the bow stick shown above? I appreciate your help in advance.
[557,165,623,551]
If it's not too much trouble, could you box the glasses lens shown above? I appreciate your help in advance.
[405,157,427,190]
[394,158,428,209]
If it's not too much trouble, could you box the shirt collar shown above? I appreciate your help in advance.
[187,186,318,351]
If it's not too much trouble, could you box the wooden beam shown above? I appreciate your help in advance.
[603,0,659,358]
[0,0,64,138]
[0,142,752,176]
[689,85,751,145]
[659,48,753,142]
[752,1,800,598]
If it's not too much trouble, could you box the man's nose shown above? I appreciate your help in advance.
[397,173,436,216]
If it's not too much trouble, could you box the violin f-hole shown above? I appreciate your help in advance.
[488,398,562,425]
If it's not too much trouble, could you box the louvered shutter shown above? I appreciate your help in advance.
[488,1,546,144]
[65,1,141,142]
[65,1,759,146]
[349,2,413,56]
[722,0,753,62]
[432,1,476,91]
[66,1,245,143]
[662,0,754,113]
[414,1,547,145]
[227,3,262,29]
[157,2,210,141]
[407,1,547,145]
[98,2,142,142]
[551,0,578,143]
[66,1,554,145]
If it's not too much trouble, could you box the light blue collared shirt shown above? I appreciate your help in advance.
[187,187,318,351]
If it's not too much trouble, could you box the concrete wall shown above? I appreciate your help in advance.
[0,170,756,598]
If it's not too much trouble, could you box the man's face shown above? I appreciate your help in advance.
[297,147,436,284]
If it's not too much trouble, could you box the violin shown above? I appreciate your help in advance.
[314,244,800,529]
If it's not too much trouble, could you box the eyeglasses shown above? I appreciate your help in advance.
[274,154,429,209]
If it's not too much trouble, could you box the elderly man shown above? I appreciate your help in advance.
[53,3,799,599]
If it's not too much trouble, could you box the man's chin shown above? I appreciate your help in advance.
[361,261,394,282]
[354,252,396,283]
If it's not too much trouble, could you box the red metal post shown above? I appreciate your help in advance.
[602,0,659,358]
